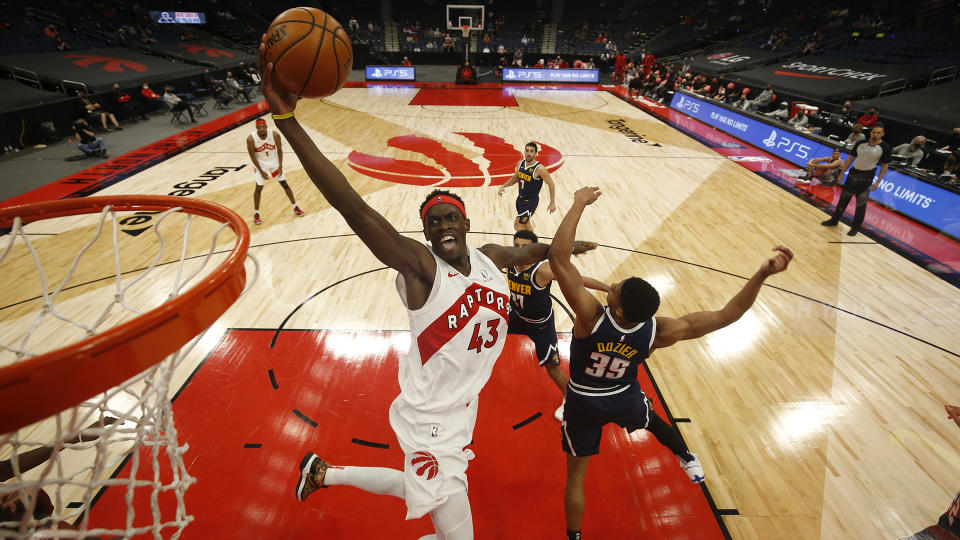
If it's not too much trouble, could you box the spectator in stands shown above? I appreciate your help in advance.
[749,84,775,112]
[789,109,810,130]
[140,83,168,112]
[401,56,412,67]
[44,24,58,39]
[766,102,790,122]
[71,118,107,159]
[112,83,149,123]
[77,91,122,132]
[732,89,751,111]
[938,125,960,152]
[584,58,595,69]
[837,100,858,125]
[857,106,879,129]
[55,37,71,51]
[163,86,197,122]
[225,71,252,102]
[935,151,959,184]
[892,136,927,167]
[797,149,844,185]
[844,123,866,147]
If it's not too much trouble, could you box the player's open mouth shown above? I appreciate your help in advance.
[440,234,457,252]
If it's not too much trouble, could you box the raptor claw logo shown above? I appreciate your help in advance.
[177,44,235,58]
[65,55,147,73]
[347,133,563,187]
[411,451,440,480]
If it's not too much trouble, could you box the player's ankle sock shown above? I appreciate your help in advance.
[566,529,581,540]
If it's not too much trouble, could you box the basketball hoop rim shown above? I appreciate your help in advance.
[460,25,471,39]
[0,195,250,434]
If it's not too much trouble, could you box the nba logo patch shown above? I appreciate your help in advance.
[480,269,491,281]
[431,425,440,438]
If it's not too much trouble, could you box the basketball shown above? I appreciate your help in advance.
[263,7,353,98]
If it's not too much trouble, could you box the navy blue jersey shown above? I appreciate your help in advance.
[507,261,553,323]
[569,308,655,391]
[516,159,543,200]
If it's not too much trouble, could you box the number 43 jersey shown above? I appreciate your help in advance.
[395,246,510,413]
[568,307,655,395]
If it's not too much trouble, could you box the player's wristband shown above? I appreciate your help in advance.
[272,112,294,120]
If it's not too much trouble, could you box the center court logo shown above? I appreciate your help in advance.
[347,133,563,187]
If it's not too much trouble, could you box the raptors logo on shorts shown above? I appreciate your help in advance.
[411,451,439,480]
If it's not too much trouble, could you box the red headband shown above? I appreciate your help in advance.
[420,194,466,223]
[255,118,267,125]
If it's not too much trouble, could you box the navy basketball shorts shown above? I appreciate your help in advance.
[515,197,539,224]
[507,313,560,366]
[560,383,650,457]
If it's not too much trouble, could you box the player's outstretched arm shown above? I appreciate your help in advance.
[480,240,596,271]
[497,171,519,197]
[651,246,793,351]
[548,187,605,335]
[534,263,609,293]
[258,40,431,280]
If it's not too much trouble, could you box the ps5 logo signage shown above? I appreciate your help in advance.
[365,66,415,80]
[761,128,811,160]
[674,95,700,114]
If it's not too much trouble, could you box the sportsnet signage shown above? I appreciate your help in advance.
[365,66,416,81]
[669,91,960,234]
[502,68,599,83]
[727,56,929,100]
[775,61,889,81]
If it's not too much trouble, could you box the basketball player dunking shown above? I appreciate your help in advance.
[497,142,556,232]
[549,187,793,540]
[258,43,596,539]
[246,118,305,225]
[508,229,609,421]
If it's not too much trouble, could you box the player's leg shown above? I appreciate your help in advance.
[644,411,703,483]
[296,452,406,501]
[277,180,305,216]
[564,453,590,538]
[99,112,108,130]
[253,183,264,225]
[425,489,473,540]
[532,318,567,419]
[848,184,870,235]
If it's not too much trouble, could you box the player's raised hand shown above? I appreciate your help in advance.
[258,36,298,116]
[572,240,597,255]
[759,245,793,276]
[573,186,602,207]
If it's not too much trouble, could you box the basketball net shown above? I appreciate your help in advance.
[0,197,257,539]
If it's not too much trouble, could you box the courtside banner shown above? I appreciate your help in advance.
[365,66,416,81]
[670,91,960,233]
[727,56,929,101]
[502,68,599,83]
[686,47,785,75]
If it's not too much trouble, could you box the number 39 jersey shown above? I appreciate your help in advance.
[395,245,510,413]
[568,307,655,394]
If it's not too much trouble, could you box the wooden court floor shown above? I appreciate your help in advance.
[2,86,959,539]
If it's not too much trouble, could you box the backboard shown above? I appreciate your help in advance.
[445,4,484,32]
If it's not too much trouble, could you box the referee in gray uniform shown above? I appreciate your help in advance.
[821,123,892,236]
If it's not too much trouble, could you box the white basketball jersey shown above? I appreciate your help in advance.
[250,129,279,170]
[395,246,510,413]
